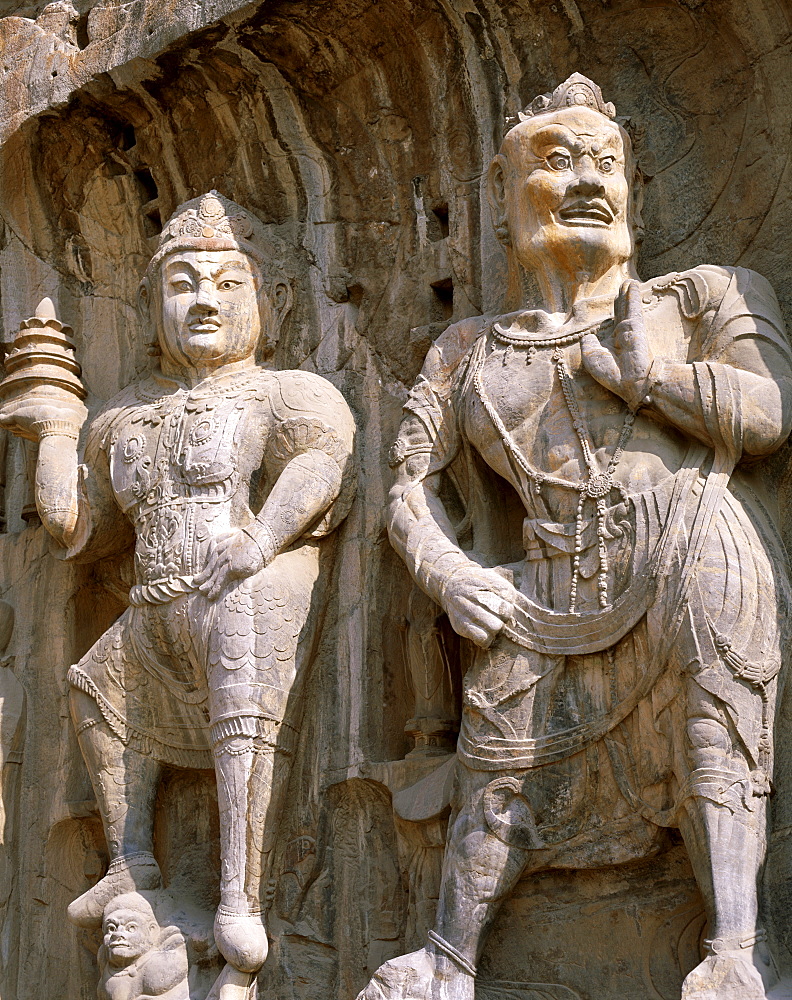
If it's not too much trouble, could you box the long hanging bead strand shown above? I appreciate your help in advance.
[570,490,587,613]
[478,319,638,614]
[596,496,610,607]
[554,350,598,476]
[607,411,636,481]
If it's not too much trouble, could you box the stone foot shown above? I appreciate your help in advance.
[213,906,268,974]
[67,851,162,928]
[355,947,474,1000]
[681,951,772,1000]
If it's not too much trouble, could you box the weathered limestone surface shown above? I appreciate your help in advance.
[363,72,792,1000]
[2,2,792,1000]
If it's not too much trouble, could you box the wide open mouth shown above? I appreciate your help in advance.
[557,200,615,227]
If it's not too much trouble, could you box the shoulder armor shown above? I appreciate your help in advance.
[641,267,724,320]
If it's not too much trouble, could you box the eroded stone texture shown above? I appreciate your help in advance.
[0,189,356,996]
[3,2,792,1000]
[364,71,792,1000]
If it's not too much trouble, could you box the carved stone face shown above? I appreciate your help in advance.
[157,249,263,371]
[496,106,634,279]
[102,906,157,967]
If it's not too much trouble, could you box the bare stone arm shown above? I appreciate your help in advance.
[244,448,343,559]
[33,423,83,547]
[194,449,346,601]
[640,354,792,457]
[388,426,518,649]
[0,401,101,550]
[388,449,470,606]
[195,367,357,602]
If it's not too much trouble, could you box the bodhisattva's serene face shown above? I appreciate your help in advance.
[495,106,634,279]
[102,907,157,967]
[158,250,262,371]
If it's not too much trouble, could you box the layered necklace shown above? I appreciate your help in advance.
[472,317,635,612]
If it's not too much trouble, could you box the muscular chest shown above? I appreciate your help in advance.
[462,299,692,487]
[464,345,620,472]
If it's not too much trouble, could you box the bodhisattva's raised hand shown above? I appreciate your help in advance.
[0,392,87,442]
[580,279,655,410]
[441,565,518,648]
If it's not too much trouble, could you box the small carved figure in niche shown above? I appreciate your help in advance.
[0,192,356,982]
[360,75,792,1000]
[98,892,189,1000]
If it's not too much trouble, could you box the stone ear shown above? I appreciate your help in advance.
[272,280,293,327]
[629,166,645,242]
[487,154,511,246]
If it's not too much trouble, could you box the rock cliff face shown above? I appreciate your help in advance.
[2,2,792,999]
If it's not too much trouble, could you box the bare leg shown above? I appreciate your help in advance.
[358,763,532,1000]
[67,688,163,926]
[678,693,775,1000]
[212,725,292,974]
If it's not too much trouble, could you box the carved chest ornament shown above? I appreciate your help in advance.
[474,319,634,611]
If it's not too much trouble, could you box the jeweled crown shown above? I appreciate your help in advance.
[512,73,616,127]
[147,191,278,277]
[160,191,255,243]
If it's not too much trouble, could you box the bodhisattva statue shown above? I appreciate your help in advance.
[360,75,792,1000]
[0,192,355,982]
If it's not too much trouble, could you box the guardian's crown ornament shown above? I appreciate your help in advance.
[508,73,616,132]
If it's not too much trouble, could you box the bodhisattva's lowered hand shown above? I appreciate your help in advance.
[580,279,655,411]
[195,529,270,601]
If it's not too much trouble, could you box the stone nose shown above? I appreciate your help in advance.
[193,279,220,312]
[569,157,606,197]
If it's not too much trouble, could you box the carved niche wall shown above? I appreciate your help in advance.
[2,2,792,999]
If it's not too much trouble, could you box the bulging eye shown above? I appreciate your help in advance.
[547,153,572,171]
[599,156,615,173]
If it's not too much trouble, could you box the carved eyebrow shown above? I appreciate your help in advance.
[164,258,198,274]
[591,134,623,154]
[530,126,586,155]
[210,262,253,280]
[530,125,623,158]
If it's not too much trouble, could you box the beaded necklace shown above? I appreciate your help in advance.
[472,320,635,611]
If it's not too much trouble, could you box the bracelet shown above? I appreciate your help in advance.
[242,520,279,565]
[32,419,80,440]
[625,358,665,412]
[427,930,477,977]
[434,555,475,604]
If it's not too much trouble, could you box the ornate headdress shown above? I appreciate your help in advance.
[147,191,284,279]
[509,73,616,131]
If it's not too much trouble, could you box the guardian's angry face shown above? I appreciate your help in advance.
[490,106,637,278]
